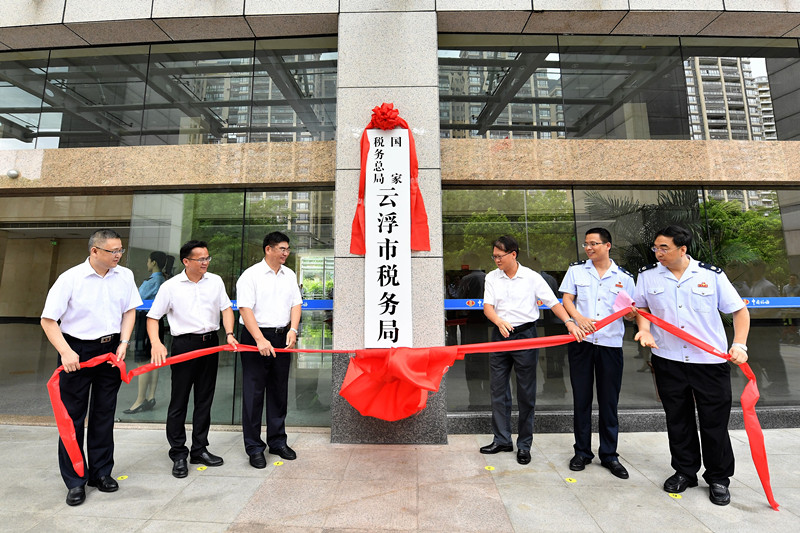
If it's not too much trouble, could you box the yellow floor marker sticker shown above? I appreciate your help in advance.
[197,466,207,471]
[669,493,682,499]
[116,475,128,481]
[485,466,495,471]
[565,478,577,483]
[273,461,284,466]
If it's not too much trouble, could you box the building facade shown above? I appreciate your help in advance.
[2,2,800,443]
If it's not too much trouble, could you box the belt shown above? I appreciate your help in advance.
[65,333,120,345]
[175,332,216,342]
[260,325,289,335]
[511,322,536,334]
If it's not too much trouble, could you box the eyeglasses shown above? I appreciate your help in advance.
[273,246,291,255]
[582,242,605,248]
[186,256,212,263]
[651,246,676,254]
[95,247,125,256]
[491,252,512,261]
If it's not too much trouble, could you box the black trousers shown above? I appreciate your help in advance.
[166,333,219,461]
[652,355,735,486]
[240,327,291,455]
[568,342,623,462]
[58,334,122,489]
[489,323,538,451]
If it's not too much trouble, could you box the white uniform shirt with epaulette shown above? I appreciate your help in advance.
[559,259,634,348]
[633,257,745,364]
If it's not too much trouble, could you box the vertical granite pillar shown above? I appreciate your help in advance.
[331,2,445,444]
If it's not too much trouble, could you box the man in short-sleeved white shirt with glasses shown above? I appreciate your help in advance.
[236,231,302,468]
[147,239,236,479]
[481,235,584,465]
[41,229,142,506]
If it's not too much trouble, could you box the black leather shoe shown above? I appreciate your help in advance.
[517,449,531,465]
[601,460,629,479]
[249,452,267,469]
[709,483,731,506]
[172,458,188,478]
[123,404,145,414]
[88,475,119,492]
[479,442,513,454]
[143,398,156,411]
[663,472,698,493]
[569,455,592,471]
[190,450,224,467]
[269,445,297,460]
[66,485,85,506]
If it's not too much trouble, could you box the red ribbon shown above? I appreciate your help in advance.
[340,308,630,421]
[48,302,778,509]
[350,102,430,254]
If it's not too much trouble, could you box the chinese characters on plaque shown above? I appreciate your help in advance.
[364,129,412,348]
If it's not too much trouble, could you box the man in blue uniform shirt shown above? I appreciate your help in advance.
[560,227,635,479]
[634,225,749,506]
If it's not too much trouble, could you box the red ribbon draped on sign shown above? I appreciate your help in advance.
[350,102,430,254]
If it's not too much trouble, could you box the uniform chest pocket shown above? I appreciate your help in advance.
[691,285,715,313]
[646,287,665,310]
[575,280,591,297]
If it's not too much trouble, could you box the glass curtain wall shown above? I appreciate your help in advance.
[443,187,800,412]
[0,190,334,427]
[438,35,800,141]
[0,37,337,150]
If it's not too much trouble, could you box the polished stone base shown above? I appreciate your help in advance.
[330,354,448,444]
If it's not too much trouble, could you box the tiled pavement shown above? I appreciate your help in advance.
[1,424,799,532]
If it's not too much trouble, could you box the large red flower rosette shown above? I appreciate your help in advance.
[370,103,401,130]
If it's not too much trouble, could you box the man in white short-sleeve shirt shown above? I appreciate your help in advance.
[147,240,236,479]
[41,229,142,506]
[481,235,583,465]
[236,231,302,468]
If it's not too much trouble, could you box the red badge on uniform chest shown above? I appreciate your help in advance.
[615,282,623,288]
[698,282,708,288]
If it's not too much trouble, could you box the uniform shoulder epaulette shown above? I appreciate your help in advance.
[617,266,633,278]
[698,262,722,273]
[569,260,587,266]
[638,263,658,273]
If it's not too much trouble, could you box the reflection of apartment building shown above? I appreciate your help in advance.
[755,75,778,140]
[685,57,761,141]
[689,60,777,210]
[247,190,333,249]
[439,51,563,140]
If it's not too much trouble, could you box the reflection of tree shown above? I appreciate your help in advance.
[443,189,574,272]
[584,189,705,273]
[182,193,293,294]
[584,189,789,284]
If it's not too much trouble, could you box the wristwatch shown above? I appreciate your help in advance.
[290,327,299,334]
[119,339,130,344]
[565,318,577,325]
[731,342,748,352]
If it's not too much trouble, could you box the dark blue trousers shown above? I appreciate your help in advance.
[240,327,290,455]
[568,342,623,462]
[489,324,538,451]
[58,334,122,489]
[166,333,219,461]
[652,355,735,486]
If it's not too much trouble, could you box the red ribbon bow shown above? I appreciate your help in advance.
[349,103,430,254]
